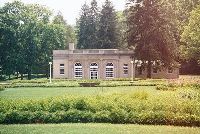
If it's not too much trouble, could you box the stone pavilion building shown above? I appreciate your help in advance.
[53,43,179,79]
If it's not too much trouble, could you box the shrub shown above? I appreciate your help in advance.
[156,84,177,91]
[0,92,200,126]
[72,98,88,111]
[129,91,149,100]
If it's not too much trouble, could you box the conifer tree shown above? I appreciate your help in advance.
[98,0,118,49]
[76,3,90,49]
[88,0,99,48]
[126,0,177,78]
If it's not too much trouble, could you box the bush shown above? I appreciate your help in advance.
[156,84,177,91]
[0,92,200,126]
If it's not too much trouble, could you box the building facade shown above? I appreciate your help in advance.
[53,44,179,79]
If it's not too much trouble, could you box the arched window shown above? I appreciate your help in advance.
[106,63,114,78]
[90,63,98,79]
[74,63,82,78]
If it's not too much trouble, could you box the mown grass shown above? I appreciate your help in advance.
[0,123,200,134]
[0,86,156,99]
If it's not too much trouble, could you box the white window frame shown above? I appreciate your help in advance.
[123,64,128,75]
[90,63,98,79]
[60,64,65,75]
[106,63,114,79]
[74,63,83,78]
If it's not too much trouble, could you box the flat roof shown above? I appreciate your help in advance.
[53,49,134,55]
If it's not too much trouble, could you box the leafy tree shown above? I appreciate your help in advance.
[53,12,76,48]
[181,5,200,62]
[98,0,119,49]
[0,1,24,79]
[0,1,75,80]
[126,0,177,78]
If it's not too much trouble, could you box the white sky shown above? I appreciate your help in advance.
[0,0,127,25]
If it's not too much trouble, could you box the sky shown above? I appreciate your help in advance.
[0,0,127,25]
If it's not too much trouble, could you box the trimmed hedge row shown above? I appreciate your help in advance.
[5,82,157,88]
[0,91,200,126]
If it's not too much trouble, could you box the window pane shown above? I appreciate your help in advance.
[74,63,82,78]
[90,63,98,79]
[60,69,64,75]
[106,63,114,78]
[123,64,128,75]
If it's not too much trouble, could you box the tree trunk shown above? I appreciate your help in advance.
[147,60,152,78]
[8,74,11,80]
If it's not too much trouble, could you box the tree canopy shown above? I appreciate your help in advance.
[76,0,119,49]
[181,5,200,62]
[126,0,177,78]
[0,1,75,80]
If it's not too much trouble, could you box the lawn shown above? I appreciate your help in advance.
[0,86,156,99]
[0,123,200,134]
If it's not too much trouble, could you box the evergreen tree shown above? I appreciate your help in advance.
[88,0,99,48]
[126,0,177,78]
[76,3,90,49]
[98,0,119,49]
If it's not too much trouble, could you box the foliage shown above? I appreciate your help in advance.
[180,5,200,62]
[0,90,200,126]
[156,84,177,91]
[126,0,177,78]
[76,0,99,49]
[0,1,75,80]
[98,0,119,49]
[76,0,119,49]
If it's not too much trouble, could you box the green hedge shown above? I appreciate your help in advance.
[5,81,158,88]
[0,90,200,126]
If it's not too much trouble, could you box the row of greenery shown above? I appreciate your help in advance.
[0,87,199,126]
[1,77,199,88]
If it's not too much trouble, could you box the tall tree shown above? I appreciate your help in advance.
[180,5,200,62]
[117,11,128,49]
[0,1,72,80]
[88,0,99,48]
[53,12,76,48]
[76,3,90,49]
[126,0,177,78]
[98,0,119,49]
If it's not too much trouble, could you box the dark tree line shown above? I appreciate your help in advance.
[0,1,76,80]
